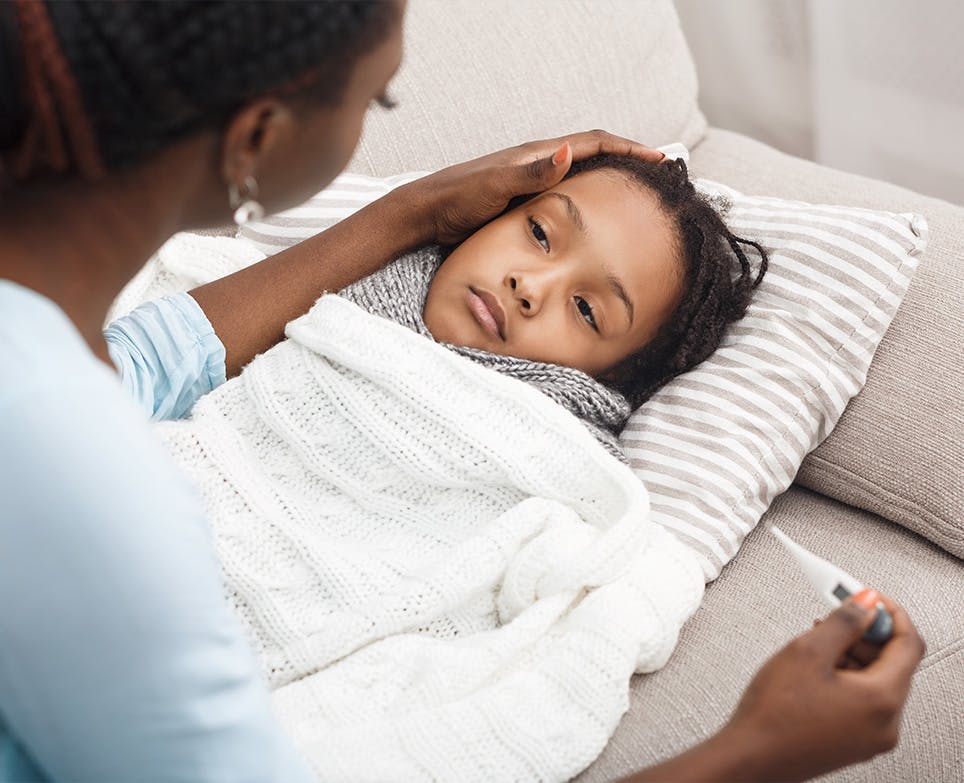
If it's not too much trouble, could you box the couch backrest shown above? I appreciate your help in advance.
[347,0,706,175]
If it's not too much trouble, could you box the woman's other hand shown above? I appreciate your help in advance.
[627,590,925,783]
[723,590,926,782]
[400,130,666,246]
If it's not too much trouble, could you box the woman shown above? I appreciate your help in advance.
[0,2,924,782]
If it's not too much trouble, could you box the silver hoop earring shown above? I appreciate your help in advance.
[229,175,265,225]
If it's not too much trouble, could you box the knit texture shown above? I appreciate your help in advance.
[339,245,632,460]
[157,294,705,782]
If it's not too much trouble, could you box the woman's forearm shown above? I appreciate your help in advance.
[190,182,432,377]
[621,720,789,783]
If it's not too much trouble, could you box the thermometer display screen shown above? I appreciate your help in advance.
[832,584,852,601]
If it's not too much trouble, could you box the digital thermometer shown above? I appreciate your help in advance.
[769,526,894,644]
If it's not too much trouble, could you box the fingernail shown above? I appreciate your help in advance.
[552,142,570,166]
[658,151,667,160]
[852,588,880,611]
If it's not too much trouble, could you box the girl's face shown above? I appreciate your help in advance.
[423,170,683,377]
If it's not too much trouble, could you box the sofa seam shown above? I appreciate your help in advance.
[919,636,964,672]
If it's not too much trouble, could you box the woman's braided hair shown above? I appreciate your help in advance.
[0,0,396,183]
[561,154,769,409]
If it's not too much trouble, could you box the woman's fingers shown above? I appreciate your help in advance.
[803,595,882,665]
[525,130,665,166]
[564,129,666,164]
[723,590,921,780]
[846,637,884,668]
[506,130,663,196]
[504,130,662,204]
[859,594,926,687]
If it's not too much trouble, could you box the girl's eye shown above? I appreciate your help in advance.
[576,297,598,331]
[529,217,550,252]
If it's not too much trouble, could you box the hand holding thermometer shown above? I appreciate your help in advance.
[769,526,894,644]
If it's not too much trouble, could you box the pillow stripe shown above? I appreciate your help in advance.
[728,215,915,279]
[638,449,753,524]
[649,491,752,545]
[730,210,915,259]
[635,391,801,479]
[733,315,872,375]
[696,351,820,398]
[751,238,908,306]
[649,499,749,556]
[625,418,786,497]
[678,376,813,452]
[632,390,802,471]
[622,431,769,497]
[736,198,920,237]
[761,268,896,329]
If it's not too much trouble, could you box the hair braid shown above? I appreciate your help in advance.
[1,1,396,182]
[6,0,103,181]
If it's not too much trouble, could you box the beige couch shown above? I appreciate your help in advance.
[345,2,964,780]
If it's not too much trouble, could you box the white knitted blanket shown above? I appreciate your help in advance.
[157,292,704,782]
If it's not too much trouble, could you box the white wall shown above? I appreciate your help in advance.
[675,0,964,206]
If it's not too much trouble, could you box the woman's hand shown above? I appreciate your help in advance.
[625,590,925,783]
[399,130,666,246]
[722,590,926,782]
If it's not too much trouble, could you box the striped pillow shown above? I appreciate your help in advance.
[622,181,926,580]
[237,168,927,583]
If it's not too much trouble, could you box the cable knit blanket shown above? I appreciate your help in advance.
[155,284,705,782]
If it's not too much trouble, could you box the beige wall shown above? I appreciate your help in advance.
[675,0,964,207]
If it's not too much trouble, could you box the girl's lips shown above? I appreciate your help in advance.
[466,287,506,340]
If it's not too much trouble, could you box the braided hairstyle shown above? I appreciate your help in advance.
[0,0,397,184]
[558,154,768,409]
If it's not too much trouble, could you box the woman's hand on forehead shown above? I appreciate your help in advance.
[398,130,665,246]
[540,129,667,169]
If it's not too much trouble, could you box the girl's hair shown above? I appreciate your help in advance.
[552,154,768,409]
[0,0,397,183]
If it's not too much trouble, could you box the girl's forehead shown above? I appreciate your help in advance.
[546,172,671,253]
[549,170,664,223]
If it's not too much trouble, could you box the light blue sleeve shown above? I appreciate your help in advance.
[0,381,316,783]
[0,283,314,782]
[105,293,227,420]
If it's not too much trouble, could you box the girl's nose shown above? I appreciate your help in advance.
[507,273,541,315]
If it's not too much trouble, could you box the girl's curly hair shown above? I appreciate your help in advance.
[552,154,769,409]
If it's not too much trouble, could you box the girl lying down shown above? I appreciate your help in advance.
[155,155,768,783]
[340,154,768,456]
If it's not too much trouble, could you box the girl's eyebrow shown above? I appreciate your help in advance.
[542,192,588,235]
[604,267,635,328]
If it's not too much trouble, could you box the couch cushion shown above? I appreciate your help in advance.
[688,129,964,560]
[345,0,706,175]
[577,486,964,783]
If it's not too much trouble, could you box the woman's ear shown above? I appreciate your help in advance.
[220,98,297,187]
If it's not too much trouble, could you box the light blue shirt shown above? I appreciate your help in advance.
[0,281,314,782]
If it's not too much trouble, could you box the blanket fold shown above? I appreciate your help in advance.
[158,291,704,782]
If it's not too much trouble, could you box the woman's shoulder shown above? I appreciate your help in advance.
[0,280,95,394]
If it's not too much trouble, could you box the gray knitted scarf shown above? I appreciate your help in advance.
[338,246,631,460]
